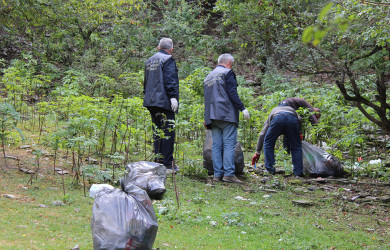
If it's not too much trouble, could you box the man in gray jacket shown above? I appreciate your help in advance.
[204,53,250,183]
[144,38,179,171]
[251,106,304,177]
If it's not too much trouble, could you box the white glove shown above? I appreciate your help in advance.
[170,98,178,112]
[242,109,250,119]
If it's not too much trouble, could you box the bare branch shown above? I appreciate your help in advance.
[361,0,390,6]
[348,46,383,67]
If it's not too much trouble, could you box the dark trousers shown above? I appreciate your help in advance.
[148,107,175,167]
[263,112,303,176]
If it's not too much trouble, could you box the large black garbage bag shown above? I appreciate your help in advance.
[203,129,245,175]
[302,141,344,177]
[124,161,167,199]
[91,182,158,250]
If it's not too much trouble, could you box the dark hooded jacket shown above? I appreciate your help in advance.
[143,50,179,111]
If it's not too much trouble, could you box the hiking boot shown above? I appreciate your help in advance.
[213,176,223,182]
[222,175,243,184]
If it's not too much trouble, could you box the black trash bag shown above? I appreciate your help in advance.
[203,129,245,175]
[91,182,158,250]
[124,161,167,199]
[302,141,344,177]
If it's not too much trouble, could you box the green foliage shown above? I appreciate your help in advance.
[180,159,208,179]
[0,102,23,145]
[1,0,390,179]
[82,164,112,184]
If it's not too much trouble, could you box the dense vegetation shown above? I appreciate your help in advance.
[1,1,390,249]
[1,1,390,184]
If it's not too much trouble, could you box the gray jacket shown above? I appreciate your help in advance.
[204,66,240,126]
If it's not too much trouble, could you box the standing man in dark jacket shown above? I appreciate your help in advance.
[204,53,250,183]
[251,106,304,177]
[144,38,179,171]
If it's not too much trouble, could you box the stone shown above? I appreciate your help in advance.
[243,188,256,193]
[20,145,31,149]
[5,155,17,160]
[292,199,315,206]
[379,195,390,203]
[294,188,306,192]
[39,204,49,208]
[203,129,244,175]
[57,170,69,175]
[52,200,65,206]
[19,168,35,174]
[351,196,360,201]
[71,244,80,250]
[357,192,370,198]
[3,194,16,199]
[85,157,98,164]
[307,186,319,191]
[262,189,278,193]
[328,178,350,184]
[234,196,248,201]
[320,186,333,191]
[309,177,327,183]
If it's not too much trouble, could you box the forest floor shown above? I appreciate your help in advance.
[1,144,390,249]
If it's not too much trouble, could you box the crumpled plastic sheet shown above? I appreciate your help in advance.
[91,182,158,250]
[123,161,167,199]
[302,141,344,177]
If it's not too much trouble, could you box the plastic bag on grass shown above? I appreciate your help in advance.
[89,184,114,198]
[124,161,167,199]
[91,181,158,250]
[302,141,344,177]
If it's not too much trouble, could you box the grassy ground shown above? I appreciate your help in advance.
[1,163,390,249]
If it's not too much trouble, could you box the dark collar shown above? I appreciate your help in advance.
[159,49,170,55]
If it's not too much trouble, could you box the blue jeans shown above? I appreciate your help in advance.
[263,112,303,176]
[210,120,237,177]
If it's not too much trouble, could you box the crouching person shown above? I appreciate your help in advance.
[252,106,304,177]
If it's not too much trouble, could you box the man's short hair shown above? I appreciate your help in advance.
[159,38,173,50]
[218,53,234,65]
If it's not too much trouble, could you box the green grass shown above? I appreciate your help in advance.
[1,168,389,249]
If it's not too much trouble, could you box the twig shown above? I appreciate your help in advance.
[172,162,180,211]
[361,0,390,6]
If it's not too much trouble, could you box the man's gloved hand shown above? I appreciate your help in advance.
[251,153,260,165]
[170,98,178,112]
[242,109,250,119]
[300,133,303,140]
